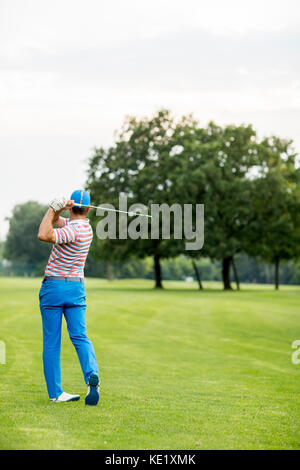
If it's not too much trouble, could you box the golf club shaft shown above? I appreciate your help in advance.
[74,203,152,218]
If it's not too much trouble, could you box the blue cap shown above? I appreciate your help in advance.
[70,189,91,208]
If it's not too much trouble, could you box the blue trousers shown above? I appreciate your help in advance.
[39,278,99,399]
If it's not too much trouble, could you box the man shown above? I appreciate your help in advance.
[37,190,99,405]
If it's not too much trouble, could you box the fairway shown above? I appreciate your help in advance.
[0,277,299,450]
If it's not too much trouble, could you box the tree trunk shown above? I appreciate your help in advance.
[231,257,240,291]
[222,257,233,290]
[265,264,271,284]
[106,261,113,281]
[274,256,280,290]
[154,253,163,288]
[192,259,203,290]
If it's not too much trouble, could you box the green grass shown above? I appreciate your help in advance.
[0,277,299,450]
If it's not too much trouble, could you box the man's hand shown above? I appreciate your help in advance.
[49,196,67,212]
[64,199,75,210]
[49,197,74,212]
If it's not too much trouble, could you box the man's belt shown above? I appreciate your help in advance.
[43,276,83,282]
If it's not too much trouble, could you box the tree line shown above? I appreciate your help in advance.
[86,109,300,290]
[2,241,300,287]
[3,110,300,289]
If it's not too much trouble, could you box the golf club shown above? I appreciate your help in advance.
[74,203,152,218]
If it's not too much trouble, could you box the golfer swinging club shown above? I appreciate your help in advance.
[37,190,99,405]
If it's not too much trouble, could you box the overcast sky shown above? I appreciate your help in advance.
[1,0,300,239]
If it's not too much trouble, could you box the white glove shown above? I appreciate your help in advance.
[49,196,68,212]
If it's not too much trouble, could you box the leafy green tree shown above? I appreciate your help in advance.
[4,201,51,275]
[199,122,260,289]
[246,137,300,289]
[86,109,206,288]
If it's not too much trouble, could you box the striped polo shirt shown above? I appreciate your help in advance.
[44,218,93,278]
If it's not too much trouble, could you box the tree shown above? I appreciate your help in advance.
[86,109,206,288]
[4,201,51,275]
[246,137,300,289]
[200,122,260,290]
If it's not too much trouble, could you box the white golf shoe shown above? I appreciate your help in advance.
[50,392,80,402]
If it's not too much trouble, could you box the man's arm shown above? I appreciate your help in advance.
[53,211,67,228]
[37,208,57,243]
[37,198,74,243]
